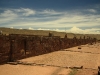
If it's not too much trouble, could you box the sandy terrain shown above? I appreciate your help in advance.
[0,42,100,75]
[0,64,71,75]
[76,69,98,75]
[19,43,100,69]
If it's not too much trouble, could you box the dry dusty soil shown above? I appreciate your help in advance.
[0,43,100,75]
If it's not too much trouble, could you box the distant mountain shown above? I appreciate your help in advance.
[0,27,100,40]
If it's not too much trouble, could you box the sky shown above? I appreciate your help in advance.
[0,0,100,34]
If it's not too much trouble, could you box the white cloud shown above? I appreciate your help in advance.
[28,27,34,30]
[87,9,97,13]
[19,28,23,29]
[66,26,100,34]
[37,28,50,30]
[0,10,17,23]
[40,9,62,15]
[3,12,100,29]
[35,27,100,34]
[84,28,100,34]
[6,13,100,28]
[54,28,60,31]
[48,14,100,27]
[15,8,36,16]
[69,26,84,33]
[0,8,100,34]
[10,27,14,29]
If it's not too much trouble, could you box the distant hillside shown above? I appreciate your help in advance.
[0,27,100,40]
[0,27,74,38]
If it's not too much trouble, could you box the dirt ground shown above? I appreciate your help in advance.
[0,42,100,75]
[0,64,71,75]
[75,69,98,75]
[19,43,100,69]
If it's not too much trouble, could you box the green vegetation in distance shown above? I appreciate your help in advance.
[68,69,78,75]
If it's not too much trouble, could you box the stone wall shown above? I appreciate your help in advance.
[0,35,10,63]
[0,34,96,64]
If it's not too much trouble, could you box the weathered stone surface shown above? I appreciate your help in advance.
[0,34,96,64]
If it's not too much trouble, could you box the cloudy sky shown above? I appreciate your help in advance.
[0,0,100,34]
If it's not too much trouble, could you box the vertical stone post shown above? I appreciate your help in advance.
[24,38,27,55]
[9,40,14,62]
[98,66,100,75]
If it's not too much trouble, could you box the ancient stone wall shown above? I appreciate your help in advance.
[0,35,10,63]
[0,34,96,64]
